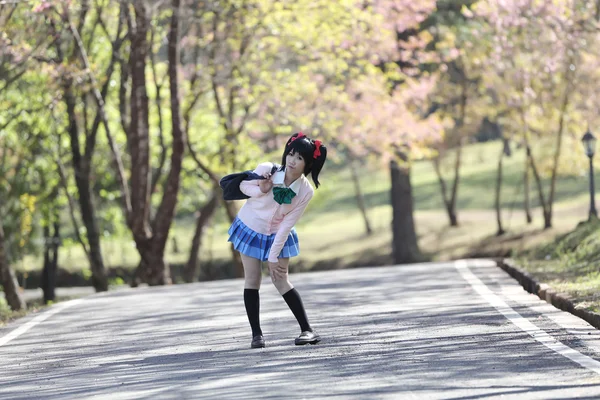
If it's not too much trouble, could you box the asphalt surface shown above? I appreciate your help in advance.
[1,259,600,399]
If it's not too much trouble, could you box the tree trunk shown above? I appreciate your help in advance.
[41,220,60,304]
[527,145,552,229]
[66,7,131,222]
[223,200,238,222]
[433,156,458,227]
[543,209,552,229]
[127,0,153,241]
[223,200,244,277]
[133,237,171,286]
[64,5,133,284]
[230,245,244,277]
[448,139,462,227]
[184,192,219,283]
[42,224,51,298]
[60,60,108,292]
[130,0,186,285]
[390,151,421,264]
[495,147,505,236]
[57,10,125,293]
[547,59,572,229]
[524,153,532,224]
[148,0,186,282]
[446,204,458,227]
[0,224,25,311]
[50,222,60,300]
[78,174,108,291]
[350,159,372,235]
[441,78,469,228]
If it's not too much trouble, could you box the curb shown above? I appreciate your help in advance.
[497,258,600,330]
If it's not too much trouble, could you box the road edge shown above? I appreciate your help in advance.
[497,258,600,330]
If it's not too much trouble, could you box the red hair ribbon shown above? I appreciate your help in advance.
[313,140,322,159]
[289,132,305,144]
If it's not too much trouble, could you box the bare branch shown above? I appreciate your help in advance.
[119,3,132,134]
[66,10,132,221]
[0,4,19,26]
[186,135,220,186]
[82,2,99,52]
[235,104,251,135]
[96,0,127,63]
[0,105,50,131]
[182,58,217,186]
[208,11,230,133]
[84,4,126,160]
[56,156,91,260]
[1,34,60,93]
[118,57,130,133]
[149,24,167,195]
[0,68,27,94]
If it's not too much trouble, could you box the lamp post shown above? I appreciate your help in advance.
[581,128,597,219]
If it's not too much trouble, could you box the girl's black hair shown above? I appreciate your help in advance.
[281,132,327,188]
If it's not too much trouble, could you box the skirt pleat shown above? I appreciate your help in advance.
[228,217,299,261]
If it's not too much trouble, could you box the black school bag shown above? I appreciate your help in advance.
[219,164,280,201]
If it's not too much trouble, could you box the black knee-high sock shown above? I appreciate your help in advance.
[282,288,312,332]
[244,289,262,337]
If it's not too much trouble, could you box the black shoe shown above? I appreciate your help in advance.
[295,330,321,345]
[251,335,265,348]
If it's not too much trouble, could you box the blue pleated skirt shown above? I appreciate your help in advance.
[228,217,300,261]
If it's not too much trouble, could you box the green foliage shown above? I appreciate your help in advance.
[180,0,404,174]
[108,276,125,286]
[82,268,92,281]
[4,1,600,317]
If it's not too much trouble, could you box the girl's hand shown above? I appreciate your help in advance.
[259,172,274,193]
[268,261,286,280]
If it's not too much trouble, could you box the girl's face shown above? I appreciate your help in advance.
[286,150,306,176]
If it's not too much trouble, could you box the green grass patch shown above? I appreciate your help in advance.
[516,219,600,313]
[0,296,47,327]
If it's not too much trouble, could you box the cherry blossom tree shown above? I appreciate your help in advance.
[474,0,597,229]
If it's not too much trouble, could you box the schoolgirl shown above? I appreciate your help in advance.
[227,132,327,348]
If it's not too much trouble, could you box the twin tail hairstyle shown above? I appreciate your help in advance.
[281,132,327,188]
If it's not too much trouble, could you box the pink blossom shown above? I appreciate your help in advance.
[33,0,54,13]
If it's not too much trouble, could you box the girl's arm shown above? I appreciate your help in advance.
[267,191,313,263]
[239,162,272,198]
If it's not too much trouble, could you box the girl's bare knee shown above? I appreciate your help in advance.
[272,277,293,295]
[245,276,261,290]
[241,254,263,289]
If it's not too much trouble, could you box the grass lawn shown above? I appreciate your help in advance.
[0,303,38,327]
[4,139,600,322]
[515,218,600,313]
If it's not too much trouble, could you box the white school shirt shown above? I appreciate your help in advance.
[238,162,314,263]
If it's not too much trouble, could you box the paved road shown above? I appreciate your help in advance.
[1,259,600,399]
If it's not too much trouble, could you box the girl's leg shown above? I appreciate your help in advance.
[270,257,293,295]
[272,258,316,338]
[241,254,263,343]
[242,253,262,290]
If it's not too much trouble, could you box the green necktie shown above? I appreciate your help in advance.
[273,186,296,205]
